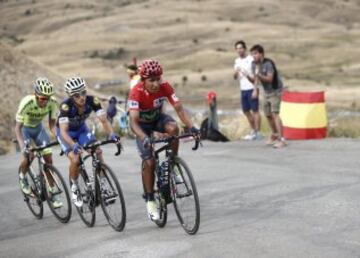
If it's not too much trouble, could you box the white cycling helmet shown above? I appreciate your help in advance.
[64,77,87,95]
[34,77,54,96]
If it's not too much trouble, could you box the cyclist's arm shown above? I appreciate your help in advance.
[173,102,193,129]
[49,98,58,137]
[48,119,56,138]
[98,113,114,136]
[14,121,25,150]
[129,110,147,140]
[59,122,76,147]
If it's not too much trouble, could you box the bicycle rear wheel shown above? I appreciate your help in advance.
[43,164,72,223]
[19,167,43,219]
[171,157,200,235]
[98,163,126,232]
[75,168,96,227]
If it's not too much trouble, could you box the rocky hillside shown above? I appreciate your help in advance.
[0,42,66,153]
[1,0,360,105]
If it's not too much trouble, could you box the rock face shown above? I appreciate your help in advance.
[0,42,64,153]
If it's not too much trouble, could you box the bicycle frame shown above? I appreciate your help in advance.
[78,139,122,201]
[150,134,200,196]
[26,141,61,200]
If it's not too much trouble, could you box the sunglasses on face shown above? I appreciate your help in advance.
[72,90,87,99]
[36,95,50,101]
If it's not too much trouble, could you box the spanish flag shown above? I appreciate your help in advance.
[280,91,327,139]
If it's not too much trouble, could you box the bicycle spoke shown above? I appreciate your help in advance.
[171,157,200,235]
[75,170,96,227]
[99,164,126,232]
[20,168,43,219]
[44,165,72,223]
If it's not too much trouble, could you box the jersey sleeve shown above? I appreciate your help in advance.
[58,101,70,124]
[15,96,31,123]
[128,88,140,111]
[48,97,59,120]
[163,82,180,106]
[90,96,105,116]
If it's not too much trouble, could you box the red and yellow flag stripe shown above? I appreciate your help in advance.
[280,91,327,139]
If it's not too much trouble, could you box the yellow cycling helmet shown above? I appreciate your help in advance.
[34,77,54,96]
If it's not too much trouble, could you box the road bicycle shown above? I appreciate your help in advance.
[19,141,72,223]
[73,139,126,232]
[144,134,201,235]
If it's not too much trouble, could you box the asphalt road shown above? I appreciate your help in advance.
[1,138,360,258]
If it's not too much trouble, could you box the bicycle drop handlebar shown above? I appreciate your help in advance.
[83,139,122,156]
[28,141,59,153]
[150,133,201,151]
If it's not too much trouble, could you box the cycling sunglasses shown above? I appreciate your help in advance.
[36,95,50,101]
[72,90,87,99]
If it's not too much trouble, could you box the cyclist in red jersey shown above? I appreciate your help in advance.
[128,59,199,221]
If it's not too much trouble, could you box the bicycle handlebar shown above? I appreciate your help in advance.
[83,139,122,156]
[150,133,201,151]
[28,141,59,152]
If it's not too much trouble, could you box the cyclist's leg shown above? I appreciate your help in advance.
[19,126,37,173]
[56,127,80,182]
[34,125,55,186]
[19,126,38,194]
[136,135,156,196]
[57,127,83,206]
[156,114,179,155]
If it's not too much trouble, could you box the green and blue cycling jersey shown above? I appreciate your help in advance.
[15,95,58,154]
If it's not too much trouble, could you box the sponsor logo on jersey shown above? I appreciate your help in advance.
[128,100,139,109]
[171,93,179,102]
[153,97,167,108]
[59,117,69,124]
[61,103,69,112]
[93,97,100,105]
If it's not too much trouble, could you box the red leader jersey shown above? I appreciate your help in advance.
[128,81,180,122]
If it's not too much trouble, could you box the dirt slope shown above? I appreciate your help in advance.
[1,0,360,106]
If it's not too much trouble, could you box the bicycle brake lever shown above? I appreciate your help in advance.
[115,142,122,156]
[192,138,200,151]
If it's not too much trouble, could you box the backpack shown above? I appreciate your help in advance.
[263,58,280,90]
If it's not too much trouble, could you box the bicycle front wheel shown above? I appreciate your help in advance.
[19,167,43,219]
[76,169,96,227]
[154,189,168,228]
[43,164,72,223]
[98,163,126,232]
[171,157,200,235]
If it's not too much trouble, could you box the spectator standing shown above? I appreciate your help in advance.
[249,44,286,148]
[233,40,261,140]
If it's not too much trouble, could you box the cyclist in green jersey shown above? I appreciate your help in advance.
[14,77,62,208]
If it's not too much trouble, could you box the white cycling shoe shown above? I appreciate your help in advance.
[71,184,83,207]
[146,200,159,221]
